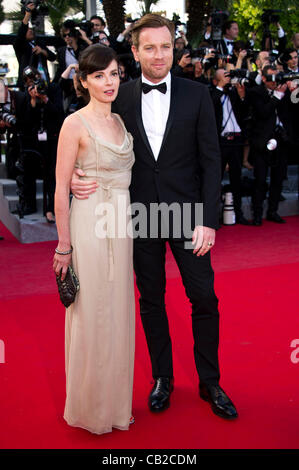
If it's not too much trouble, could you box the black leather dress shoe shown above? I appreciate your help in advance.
[199,383,238,420]
[149,377,174,413]
[266,211,286,223]
[253,215,262,226]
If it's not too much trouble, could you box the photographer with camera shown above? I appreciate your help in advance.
[225,40,254,72]
[248,64,296,225]
[13,2,56,91]
[210,68,250,224]
[281,48,299,73]
[54,21,86,113]
[13,66,64,221]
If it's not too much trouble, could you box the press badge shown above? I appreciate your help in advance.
[38,130,47,141]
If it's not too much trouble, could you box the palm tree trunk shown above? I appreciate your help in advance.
[102,0,125,37]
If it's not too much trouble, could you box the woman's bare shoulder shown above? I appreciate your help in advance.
[62,112,83,131]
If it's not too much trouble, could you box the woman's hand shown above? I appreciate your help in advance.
[53,252,72,280]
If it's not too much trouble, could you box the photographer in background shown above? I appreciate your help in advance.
[248,65,295,225]
[210,68,250,225]
[90,15,106,33]
[13,2,56,90]
[54,21,86,112]
[14,66,64,221]
[226,40,254,72]
[281,48,299,73]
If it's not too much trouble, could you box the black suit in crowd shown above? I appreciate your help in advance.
[113,75,222,385]
[210,86,249,218]
[11,84,64,214]
[13,22,56,90]
[248,84,293,217]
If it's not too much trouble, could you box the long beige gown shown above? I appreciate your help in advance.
[63,111,135,435]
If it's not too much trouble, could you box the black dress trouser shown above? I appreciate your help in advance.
[133,237,220,386]
[252,142,287,217]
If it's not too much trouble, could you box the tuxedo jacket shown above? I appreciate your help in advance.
[113,74,221,231]
[248,84,294,151]
[210,87,248,138]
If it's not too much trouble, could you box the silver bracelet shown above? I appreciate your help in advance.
[55,246,73,255]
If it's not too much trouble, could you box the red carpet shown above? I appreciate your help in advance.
[0,217,299,449]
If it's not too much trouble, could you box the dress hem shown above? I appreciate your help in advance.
[63,416,130,435]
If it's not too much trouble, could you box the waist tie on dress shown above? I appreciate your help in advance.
[84,175,127,283]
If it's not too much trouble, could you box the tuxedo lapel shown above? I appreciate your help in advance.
[134,78,156,162]
[157,74,178,160]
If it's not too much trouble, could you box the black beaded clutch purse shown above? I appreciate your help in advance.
[56,266,80,308]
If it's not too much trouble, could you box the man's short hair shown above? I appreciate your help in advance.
[90,15,106,27]
[131,14,175,49]
[262,64,277,77]
[222,20,238,36]
[280,47,297,63]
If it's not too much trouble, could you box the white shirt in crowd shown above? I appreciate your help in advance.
[216,86,242,136]
[141,72,171,160]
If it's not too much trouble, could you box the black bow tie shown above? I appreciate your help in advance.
[142,82,167,94]
[226,41,234,46]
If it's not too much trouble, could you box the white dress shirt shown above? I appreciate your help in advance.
[141,72,171,160]
[65,47,78,79]
[223,37,234,56]
[217,86,241,135]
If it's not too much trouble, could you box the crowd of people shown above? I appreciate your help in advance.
[0,3,298,228]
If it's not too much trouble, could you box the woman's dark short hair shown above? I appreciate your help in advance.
[76,44,118,96]
[78,44,118,79]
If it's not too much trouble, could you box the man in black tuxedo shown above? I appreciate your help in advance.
[248,65,295,225]
[71,15,238,420]
[210,68,250,224]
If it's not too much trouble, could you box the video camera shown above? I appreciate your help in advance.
[210,9,229,41]
[261,9,281,26]
[23,66,47,95]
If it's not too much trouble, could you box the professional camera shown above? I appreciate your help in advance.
[0,63,16,127]
[261,9,281,26]
[21,0,49,19]
[77,20,93,38]
[23,66,47,95]
[227,69,257,86]
[91,31,100,43]
[228,69,251,79]
[211,9,229,41]
[0,111,16,127]
[265,71,299,84]
[172,13,186,33]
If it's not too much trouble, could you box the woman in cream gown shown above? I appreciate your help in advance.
[53,45,135,435]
